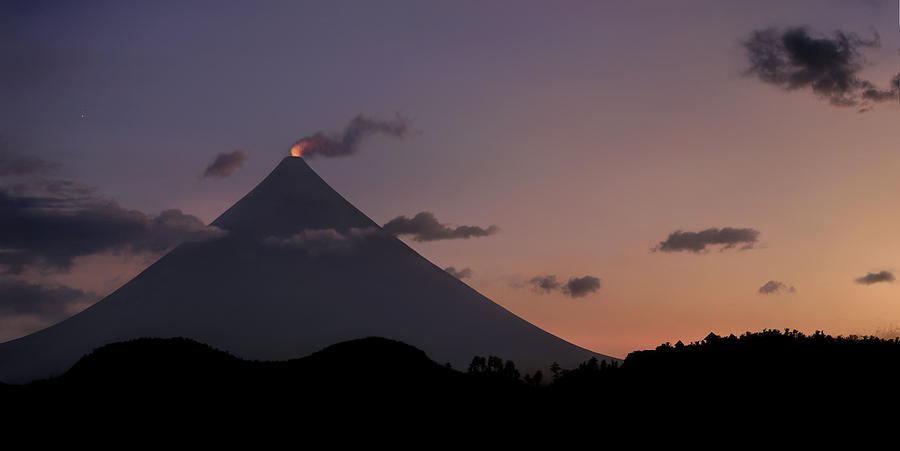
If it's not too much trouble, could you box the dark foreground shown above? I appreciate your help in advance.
[4,330,900,434]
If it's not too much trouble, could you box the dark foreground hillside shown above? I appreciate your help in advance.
[550,329,900,407]
[5,330,900,432]
[2,336,532,429]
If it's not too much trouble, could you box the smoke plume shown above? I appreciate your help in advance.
[290,114,411,159]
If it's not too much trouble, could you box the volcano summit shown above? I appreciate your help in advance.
[0,156,609,383]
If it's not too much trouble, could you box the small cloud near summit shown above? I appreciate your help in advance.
[383,212,499,242]
[203,150,246,178]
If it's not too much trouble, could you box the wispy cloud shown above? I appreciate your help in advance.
[855,270,895,285]
[263,227,380,255]
[743,26,898,111]
[0,177,225,274]
[522,274,601,298]
[383,212,499,242]
[758,280,796,295]
[562,275,602,298]
[0,279,98,320]
[654,227,760,253]
[0,143,59,176]
[444,266,473,279]
[527,275,561,293]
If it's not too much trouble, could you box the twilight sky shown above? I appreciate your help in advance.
[2,0,899,358]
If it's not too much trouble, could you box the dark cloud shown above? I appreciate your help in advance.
[290,113,411,159]
[528,275,561,293]
[525,274,601,298]
[0,279,97,319]
[654,227,760,253]
[0,143,59,176]
[855,271,895,285]
[263,227,380,255]
[203,150,246,178]
[383,212,499,242]
[444,266,473,279]
[563,276,601,298]
[743,27,898,111]
[0,180,226,273]
[758,280,796,295]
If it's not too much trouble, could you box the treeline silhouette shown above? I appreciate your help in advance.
[5,329,900,428]
[548,328,900,408]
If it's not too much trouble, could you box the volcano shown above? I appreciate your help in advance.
[0,157,610,383]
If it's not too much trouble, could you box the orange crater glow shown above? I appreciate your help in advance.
[290,141,311,157]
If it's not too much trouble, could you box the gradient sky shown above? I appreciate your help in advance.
[3,0,900,358]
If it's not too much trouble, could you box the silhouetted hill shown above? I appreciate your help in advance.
[549,328,900,413]
[8,330,900,433]
[7,336,528,424]
[59,337,245,386]
[22,336,470,396]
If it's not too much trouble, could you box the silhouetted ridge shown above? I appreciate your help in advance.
[302,336,448,375]
[7,330,900,431]
[548,328,900,413]
[61,337,242,385]
[34,336,464,391]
